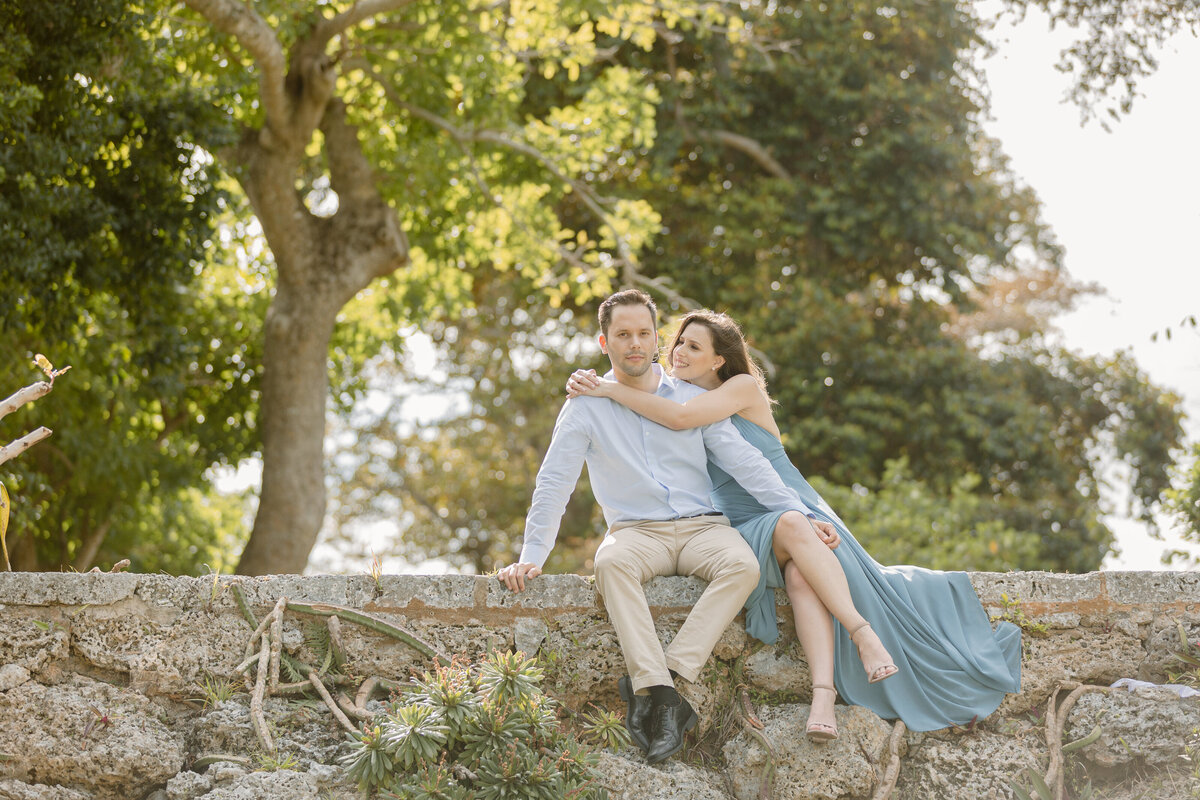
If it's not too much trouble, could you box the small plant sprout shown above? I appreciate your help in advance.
[196,673,237,711]
[255,751,300,772]
[1169,622,1200,688]
[367,550,384,589]
[80,706,120,749]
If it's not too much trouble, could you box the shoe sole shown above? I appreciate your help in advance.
[867,665,899,684]
[645,704,697,765]
[618,676,650,751]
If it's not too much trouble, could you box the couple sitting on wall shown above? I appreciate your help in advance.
[497,289,1022,764]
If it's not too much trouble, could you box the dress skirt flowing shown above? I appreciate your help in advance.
[709,415,1022,732]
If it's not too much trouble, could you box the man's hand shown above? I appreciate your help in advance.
[811,519,840,549]
[497,562,543,592]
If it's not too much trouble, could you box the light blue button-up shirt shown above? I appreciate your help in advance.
[518,367,817,567]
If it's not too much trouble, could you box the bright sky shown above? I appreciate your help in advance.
[981,8,1200,569]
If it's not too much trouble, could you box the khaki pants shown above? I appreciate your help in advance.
[593,515,760,693]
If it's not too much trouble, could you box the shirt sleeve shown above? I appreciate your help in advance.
[518,400,591,568]
[700,418,819,516]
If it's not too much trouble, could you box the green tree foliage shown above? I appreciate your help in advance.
[810,459,1042,571]
[164,0,740,574]
[327,0,1185,574]
[620,1,1184,572]
[327,278,604,575]
[1165,443,1200,566]
[996,0,1200,126]
[0,1,257,571]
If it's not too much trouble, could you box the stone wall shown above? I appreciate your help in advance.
[0,570,1198,799]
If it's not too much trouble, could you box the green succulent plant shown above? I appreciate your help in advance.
[478,651,544,705]
[382,704,450,771]
[339,650,607,799]
[341,725,397,792]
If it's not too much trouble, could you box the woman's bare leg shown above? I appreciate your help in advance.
[773,512,896,682]
[784,560,836,733]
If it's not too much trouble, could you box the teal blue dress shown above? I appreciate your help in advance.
[709,415,1022,732]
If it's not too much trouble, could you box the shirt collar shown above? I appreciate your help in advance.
[604,362,671,395]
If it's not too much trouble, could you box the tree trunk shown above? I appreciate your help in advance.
[232,96,408,576]
[175,4,409,574]
[237,283,338,575]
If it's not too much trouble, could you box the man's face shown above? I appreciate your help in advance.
[600,304,658,380]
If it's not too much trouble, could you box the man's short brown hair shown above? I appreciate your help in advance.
[598,289,657,335]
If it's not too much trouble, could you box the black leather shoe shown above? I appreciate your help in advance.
[645,695,697,765]
[618,675,652,751]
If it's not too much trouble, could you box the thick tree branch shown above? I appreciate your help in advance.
[182,0,290,144]
[286,54,338,151]
[319,100,410,297]
[694,128,792,180]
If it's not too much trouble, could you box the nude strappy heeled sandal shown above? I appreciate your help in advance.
[849,622,899,684]
[805,685,838,742]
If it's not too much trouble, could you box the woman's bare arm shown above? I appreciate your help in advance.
[566,371,760,430]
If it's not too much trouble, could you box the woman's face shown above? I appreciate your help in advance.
[670,322,724,382]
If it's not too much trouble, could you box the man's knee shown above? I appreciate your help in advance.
[725,548,760,591]
[594,544,640,591]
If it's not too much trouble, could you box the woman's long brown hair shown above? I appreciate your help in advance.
[666,310,770,398]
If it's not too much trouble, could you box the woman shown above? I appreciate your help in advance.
[567,310,1021,734]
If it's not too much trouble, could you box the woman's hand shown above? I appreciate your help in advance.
[565,369,612,398]
[811,519,840,549]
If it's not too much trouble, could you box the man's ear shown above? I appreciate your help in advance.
[598,333,608,354]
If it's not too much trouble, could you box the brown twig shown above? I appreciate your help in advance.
[871,720,907,800]
[337,690,373,721]
[734,685,775,800]
[308,672,358,734]
[268,596,287,691]
[326,615,347,670]
[1044,681,1109,800]
[249,628,273,752]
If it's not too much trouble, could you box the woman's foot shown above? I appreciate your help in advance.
[849,622,898,684]
[805,685,838,742]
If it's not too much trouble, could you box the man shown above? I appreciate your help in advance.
[497,289,836,764]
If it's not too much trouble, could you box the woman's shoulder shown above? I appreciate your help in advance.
[722,373,770,406]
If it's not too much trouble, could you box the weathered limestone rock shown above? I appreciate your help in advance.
[1066,687,1200,767]
[596,751,731,799]
[723,703,894,800]
[192,770,321,800]
[0,780,92,800]
[742,643,812,697]
[1000,628,1148,717]
[0,615,69,678]
[0,675,185,800]
[0,570,1198,799]
[185,697,348,768]
[896,727,1044,800]
[165,771,214,800]
[0,665,30,693]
